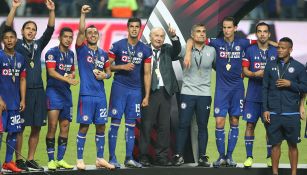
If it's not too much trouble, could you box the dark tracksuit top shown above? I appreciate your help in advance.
[263,57,307,114]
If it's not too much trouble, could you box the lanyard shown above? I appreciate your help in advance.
[90,49,100,69]
[277,61,291,79]
[59,48,71,73]
[127,42,135,63]
[193,49,203,71]
[225,41,234,63]
[23,40,36,62]
[6,53,17,79]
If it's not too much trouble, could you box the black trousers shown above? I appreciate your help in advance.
[139,87,171,160]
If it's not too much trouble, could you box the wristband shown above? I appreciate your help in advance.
[105,73,111,79]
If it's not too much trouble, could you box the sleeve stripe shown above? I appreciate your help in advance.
[21,71,26,78]
[104,61,110,68]
[144,57,151,63]
[46,62,56,68]
[242,60,250,67]
[108,52,116,59]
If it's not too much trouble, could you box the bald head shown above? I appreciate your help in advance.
[150,27,165,49]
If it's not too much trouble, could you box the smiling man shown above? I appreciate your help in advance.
[139,25,181,167]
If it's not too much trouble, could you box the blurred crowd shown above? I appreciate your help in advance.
[0,0,307,19]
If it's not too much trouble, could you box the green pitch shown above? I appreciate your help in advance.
[0,68,306,166]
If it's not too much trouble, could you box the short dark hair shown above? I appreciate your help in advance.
[279,37,293,48]
[222,16,238,26]
[191,23,206,35]
[60,27,73,37]
[85,25,98,34]
[1,27,17,40]
[22,21,37,31]
[255,22,270,32]
[127,17,141,27]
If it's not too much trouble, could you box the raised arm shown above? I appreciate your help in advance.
[5,0,22,27]
[76,5,91,46]
[183,38,194,69]
[46,0,55,27]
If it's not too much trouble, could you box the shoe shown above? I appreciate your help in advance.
[15,159,29,171]
[96,158,115,170]
[109,157,121,169]
[243,157,253,168]
[226,158,237,167]
[139,156,151,167]
[26,160,44,171]
[56,160,74,169]
[76,159,86,170]
[124,159,142,168]
[266,157,272,167]
[47,160,57,171]
[172,154,184,166]
[154,158,172,166]
[213,157,226,168]
[198,155,210,167]
[2,161,22,173]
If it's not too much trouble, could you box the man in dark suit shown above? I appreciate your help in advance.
[139,25,181,166]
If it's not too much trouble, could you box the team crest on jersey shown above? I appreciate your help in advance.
[235,46,240,51]
[20,118,25,124]
[214,107,220,114]
[83,115,89,121]
[181,102,187,109]
[100,56,105,62]
[17,62,21,68]
[34,43,38,50]
[270,56,276,61]
[48,54,54,60]
[288,67,295,73]
[137,52,143,58]
[112,108,118,115]
[246,113,252,119]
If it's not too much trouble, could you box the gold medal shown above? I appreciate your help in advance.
[12,76,15,83]
[226,63,231,71]
[30,61,35,68]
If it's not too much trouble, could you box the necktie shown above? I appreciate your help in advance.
[151,49,159,91]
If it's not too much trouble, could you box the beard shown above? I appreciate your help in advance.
[87,40,98,45]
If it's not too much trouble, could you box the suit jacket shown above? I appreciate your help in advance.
[151,36,181,96]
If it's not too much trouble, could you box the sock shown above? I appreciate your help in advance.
[57,137,68,161]
[108,118,120,159]
[96,132,105,158]
[215,127,225,158]
[77,132,86,160]
[125,120,135,160]
[46,137,55,162]
[245,136,254,158]
[227,124,239,159]
[5,132,17,163]
[267,140,272,158]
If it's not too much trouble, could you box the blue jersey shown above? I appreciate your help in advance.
[0,50,26,110]
[242,45,277,102]
[45,46,75,93]
[76,42,109,97]
[108,39,152,89]
[209,37,254,89]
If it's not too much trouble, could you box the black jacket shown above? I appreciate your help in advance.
[151,36,181,96]
[263,57,307,113]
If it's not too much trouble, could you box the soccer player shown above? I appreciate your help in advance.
[0,96,6,167]
[184,17,265,167]
[173,24,216,167]
[45,27,78,170]
[108,17,152,168]
[0,28,26,173]
[242,22,277,168]
[263,37,307,175]
[75,5,114,170]
[5,0,55,171]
